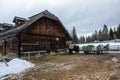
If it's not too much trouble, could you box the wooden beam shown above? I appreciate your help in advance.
[3,40,7,55]
[22,32,64,38]
[18,32,21,57]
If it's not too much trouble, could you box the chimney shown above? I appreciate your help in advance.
[13,16,26,27]
[0,23,4,32]
[3,23,13,31]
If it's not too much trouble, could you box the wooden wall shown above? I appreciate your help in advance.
[19,17,66,52]
[0,17,69,55]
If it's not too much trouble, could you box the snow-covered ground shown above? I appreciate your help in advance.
[0,58,35,79]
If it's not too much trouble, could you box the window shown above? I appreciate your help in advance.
[46,25,51,32]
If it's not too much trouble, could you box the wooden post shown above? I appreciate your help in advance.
[3,40,7,55]
[5,40,6,55]
[28,53,30,59]
[18,32,21,57]
[36,53,37,59]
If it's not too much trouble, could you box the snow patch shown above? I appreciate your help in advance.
[112,57,118,62]
[0,58,35,79]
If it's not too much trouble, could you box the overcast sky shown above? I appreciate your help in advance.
[0,0,120,37]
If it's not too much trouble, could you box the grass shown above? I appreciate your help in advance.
[6,54,120,80]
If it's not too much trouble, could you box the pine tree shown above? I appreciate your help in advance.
[86,36,89,43]
[86,36,91,43]
[95,30,98,40]
[91,30,98,42]
[79,36,85,43]
[98,30,102,41]
[83,36,85,43]
[113,27,117,39]
[102,24,109,41]
[109,28,114,40]
[116,24,120,39]
[72,26,78,44]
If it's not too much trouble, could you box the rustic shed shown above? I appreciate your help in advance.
[0,10,72,56]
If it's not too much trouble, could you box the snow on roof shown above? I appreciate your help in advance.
[76,42,120,48]
[108,42,120,46]
[0,58,35,79]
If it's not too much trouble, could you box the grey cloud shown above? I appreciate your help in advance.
[0,0,120,37]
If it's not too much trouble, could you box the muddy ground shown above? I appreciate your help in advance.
[6,54,120,80]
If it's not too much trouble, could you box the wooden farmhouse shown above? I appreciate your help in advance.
[0,10,72,56]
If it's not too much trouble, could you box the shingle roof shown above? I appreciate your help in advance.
[0,10,72,40]
[0,28,4,31]
[13,16,26,22]
[0,23,3,27]
[29,10,58,20]
[3,23,13,27]
[0,23,4,31]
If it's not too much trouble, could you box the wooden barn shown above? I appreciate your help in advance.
[0,10,72,56]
